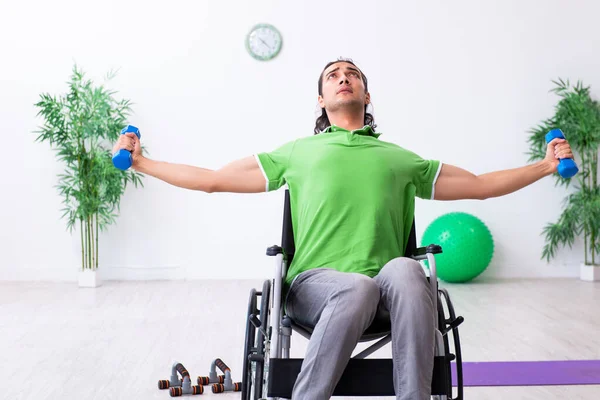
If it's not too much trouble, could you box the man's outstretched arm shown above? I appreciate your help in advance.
[136,156,266,193]
[115,132,266,193]
[433,138,574,201]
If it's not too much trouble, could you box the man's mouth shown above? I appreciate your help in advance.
[337,86,353,94]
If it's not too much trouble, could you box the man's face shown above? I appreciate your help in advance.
[318,62,370,113]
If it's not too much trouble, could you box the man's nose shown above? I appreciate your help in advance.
[339,75,350,85]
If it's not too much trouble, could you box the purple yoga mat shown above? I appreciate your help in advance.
[451,360,600,386]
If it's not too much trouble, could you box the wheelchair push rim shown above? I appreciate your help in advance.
[242,280,272,400]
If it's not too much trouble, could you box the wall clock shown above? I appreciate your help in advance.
[245,23,282,61]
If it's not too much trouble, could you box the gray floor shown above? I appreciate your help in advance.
[1,278,599,399]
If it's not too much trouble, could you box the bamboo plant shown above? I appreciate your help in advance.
[33,65,144,271]
[527,79,600,266]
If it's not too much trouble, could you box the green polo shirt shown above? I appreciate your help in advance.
[255,125,442,289]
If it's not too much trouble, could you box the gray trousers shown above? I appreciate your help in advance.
[284,257,435,400]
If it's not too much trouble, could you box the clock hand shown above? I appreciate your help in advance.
[258,37,272,51]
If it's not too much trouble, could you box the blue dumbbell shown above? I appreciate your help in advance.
[545,129,578,178]
[112,125,141,170]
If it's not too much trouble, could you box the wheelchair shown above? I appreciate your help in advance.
[242,190,464,399]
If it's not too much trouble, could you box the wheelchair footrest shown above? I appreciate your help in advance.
[267,357,451,397]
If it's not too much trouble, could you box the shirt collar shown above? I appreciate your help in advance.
[321,124,381,138]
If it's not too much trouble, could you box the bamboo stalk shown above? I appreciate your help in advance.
[592,231,596,266]
[593,152,598,188]
[588,149,592,194]
[84,216,87,269]
[88,215,92,270]
[90,215,94,270]
[584,231,589,266]
[90,213,95,270]
[80,218,84,270]
[96,212,99,269]
[84,217,88,269]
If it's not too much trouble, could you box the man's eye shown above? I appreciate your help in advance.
[328,73,336,79]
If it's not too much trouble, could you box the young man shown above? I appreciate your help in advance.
[114,59,573,400]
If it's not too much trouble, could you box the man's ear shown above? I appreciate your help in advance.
[318,95,325,108]
[365,92,371,105]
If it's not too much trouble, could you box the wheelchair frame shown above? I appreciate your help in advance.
[242,190,464,399]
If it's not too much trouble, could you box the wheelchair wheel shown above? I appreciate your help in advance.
[253,279,271,400]
[439,288,463,400]
[241,280,271,400]
[437,294,453,398]
[242,288,258,400]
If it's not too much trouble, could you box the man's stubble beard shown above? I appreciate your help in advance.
[326,97,365,115]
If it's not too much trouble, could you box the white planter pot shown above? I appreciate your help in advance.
[580,263,600,282]
[78,269,102,288]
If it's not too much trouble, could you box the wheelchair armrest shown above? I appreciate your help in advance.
[270,244,442,260]
[410,244,442,260]
[267,245,283,256]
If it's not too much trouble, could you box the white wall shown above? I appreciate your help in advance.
[1,0,598,281]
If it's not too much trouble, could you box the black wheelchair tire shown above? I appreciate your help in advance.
[252,279,271,400]
[438,293,453,398]
[242,288,258,400]
[439,287,463,400]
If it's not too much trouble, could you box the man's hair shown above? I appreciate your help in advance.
[314,58,376,135]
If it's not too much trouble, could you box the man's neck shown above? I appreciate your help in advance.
[327,111,365,132]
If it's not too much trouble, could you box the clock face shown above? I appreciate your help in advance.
[246,24,282,61]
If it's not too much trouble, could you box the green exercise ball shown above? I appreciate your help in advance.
[421,212,494,283]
